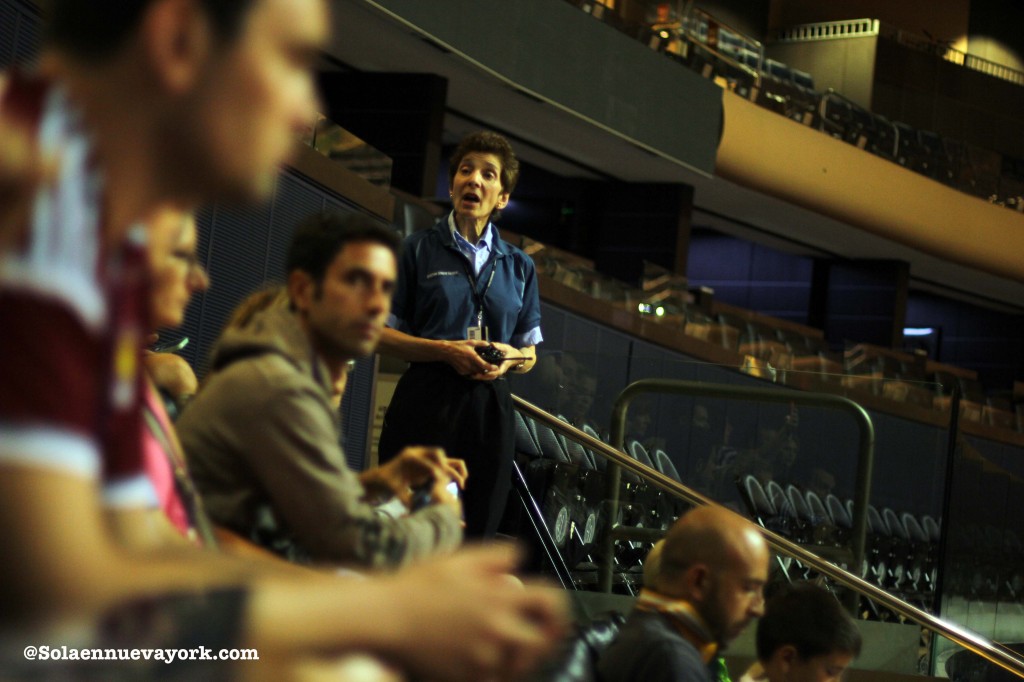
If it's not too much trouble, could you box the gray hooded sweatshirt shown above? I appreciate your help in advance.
[177,303,462,569]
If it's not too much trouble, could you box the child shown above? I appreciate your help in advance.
[741,583,862,682]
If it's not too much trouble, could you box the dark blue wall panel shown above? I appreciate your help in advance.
[0,0,40,70]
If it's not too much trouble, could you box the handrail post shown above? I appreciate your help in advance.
[598,460,623,593]
[597,387,633,593]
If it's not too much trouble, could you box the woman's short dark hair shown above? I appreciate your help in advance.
[286,211,400,287]
[755,582,862,662]
[448,131,520,195]
[45,0,258,63]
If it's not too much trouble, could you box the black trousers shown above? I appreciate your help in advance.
[379,363,514,539]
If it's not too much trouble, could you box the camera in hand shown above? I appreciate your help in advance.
[410,479,460,511]
[475,344,506,364]
[409,481,433,511]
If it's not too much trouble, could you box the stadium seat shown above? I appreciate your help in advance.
[653,449,682,482]
[743,475,775,520]
[558,414,593,468]
[884,507,910,542]
[766,480,788,518]
[791,67,814,90]
[535,421,571,464]
[627,439,655,470]
[514,411,543,459]
[826,494,852,529]
[921,515,941,543]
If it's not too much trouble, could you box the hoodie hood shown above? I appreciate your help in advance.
[210,299,335,398]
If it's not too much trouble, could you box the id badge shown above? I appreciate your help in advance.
[467,325,486,341]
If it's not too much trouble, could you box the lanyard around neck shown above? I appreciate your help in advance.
[458,250,498,329]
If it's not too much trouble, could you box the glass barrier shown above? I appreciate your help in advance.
[933,428,1024,677]
[523,230,1018,437]
[501,350,1024,677]
[306,114,394,189]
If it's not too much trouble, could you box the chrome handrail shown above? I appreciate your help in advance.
[512,392,1024,680]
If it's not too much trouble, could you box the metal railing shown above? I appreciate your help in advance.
[773,18,879,43]
[512,387,1024,680]
[889,27,1024,87]
[682,7,763,83]
[773,17,1024,87]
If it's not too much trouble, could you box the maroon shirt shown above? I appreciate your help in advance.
[0,73,154,506]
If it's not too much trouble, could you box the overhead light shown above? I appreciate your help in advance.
[638,303,666,317]
[903,327,935,336]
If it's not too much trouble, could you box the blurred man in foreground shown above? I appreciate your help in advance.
[0,1,565,678]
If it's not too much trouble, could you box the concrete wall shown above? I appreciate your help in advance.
[365,0,724,175]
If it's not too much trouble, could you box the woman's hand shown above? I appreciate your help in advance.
[441,339,501,380]
[475,342,535,379]
[477,341,519,379]
[439,340,535,380]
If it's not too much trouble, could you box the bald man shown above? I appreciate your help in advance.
[598,506,770,682]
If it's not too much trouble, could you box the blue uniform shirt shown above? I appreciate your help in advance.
[388,214,543,348]
[449,212,494,277]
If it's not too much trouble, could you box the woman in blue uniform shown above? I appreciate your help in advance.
[378,131,541,538]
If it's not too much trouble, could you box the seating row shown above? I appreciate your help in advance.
[511,410,692,592]
[568,0,1024,214]
[740,475,941,616]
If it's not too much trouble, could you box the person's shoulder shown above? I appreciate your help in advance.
[626,612,702,657]
[738,661,768,682]
[499,240,528,258]
[626,610,680,637]
[182,355,333,446]
[495,236,537,269]
[598,613,703,682]
[212,350,312,397]
[604,611,668,651]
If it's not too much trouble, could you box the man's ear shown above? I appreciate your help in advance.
[287,270,315,313]
[684,563,710,601]
[774,645,798,672]
[140,0,214,93]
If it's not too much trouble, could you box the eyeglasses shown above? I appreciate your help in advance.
[171,249,207,278]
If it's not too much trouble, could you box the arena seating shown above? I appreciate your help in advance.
[565,0,1024,212]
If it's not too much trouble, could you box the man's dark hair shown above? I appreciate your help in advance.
[448,131,520,196]
[45,0,258,63]
[286,211,400,287]
[755,582,862,662]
